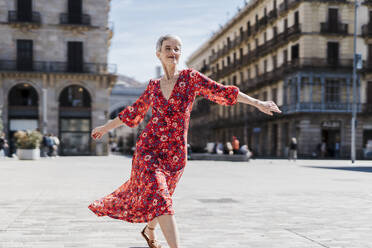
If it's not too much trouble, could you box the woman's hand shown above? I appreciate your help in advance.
[91,125,108,140]
[256,101,282,116]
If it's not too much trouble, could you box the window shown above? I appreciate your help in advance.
[247,68,251,79]
[327,42,339,65]
[262,91,268,101]
[273,26,278,37]
[8,84,38,106]
[17,40,33,71]
[284,18,288,30]
[247,21,251,36]
[273,0,277,9]
[227,56,231,65]
[255,15,259,30]
[283,49,288,63]
[291,44,299,60]
[68,41,83,72]
[272,88,278,103]
[294,11,299,25]
[325,79,340,103]
[264,60,268,73]
[368,81,372,104]
[264,32,267,43]
[17,0,32,22]
[233,52,237,63]
[272,55,278,69]
[255,64,259,76]
[60,85,91,107]
[239,48,243,59]
[68,0,83,24]
[368,44,372,67]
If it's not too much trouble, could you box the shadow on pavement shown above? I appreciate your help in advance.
[305,166,372,173]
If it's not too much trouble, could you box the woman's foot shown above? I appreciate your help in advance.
[144,225,156,240]
[141,225,162,248]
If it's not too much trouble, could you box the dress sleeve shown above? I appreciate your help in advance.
[191,69,239,106]
[117,80,153,127]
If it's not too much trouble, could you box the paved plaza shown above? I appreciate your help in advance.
[1,156,372,248]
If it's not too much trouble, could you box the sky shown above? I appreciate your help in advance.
[108,0,248,83]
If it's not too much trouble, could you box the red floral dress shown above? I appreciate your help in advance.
[88,68,239,223]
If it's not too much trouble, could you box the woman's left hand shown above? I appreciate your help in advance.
[256,101,282,116]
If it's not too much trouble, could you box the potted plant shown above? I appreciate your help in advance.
[14,130,43,160]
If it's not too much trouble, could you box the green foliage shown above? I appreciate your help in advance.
[14,130,43,149]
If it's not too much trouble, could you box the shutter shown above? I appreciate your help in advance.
[17,0,32,21]
[17,40,33,71]
[68,42,83,72]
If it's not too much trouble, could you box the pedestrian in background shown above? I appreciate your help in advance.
[51,134,60,157]
[288,137,297,161]
[0,132,9,158]
[232,136,240,154]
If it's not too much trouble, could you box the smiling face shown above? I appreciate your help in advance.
[156,38,181,66]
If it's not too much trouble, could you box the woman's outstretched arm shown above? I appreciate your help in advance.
[237,91,282,116]
[91,117,123,140]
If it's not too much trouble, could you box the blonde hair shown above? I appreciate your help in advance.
[156,34,182,52]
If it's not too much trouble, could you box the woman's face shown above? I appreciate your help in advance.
[156,38,181,66]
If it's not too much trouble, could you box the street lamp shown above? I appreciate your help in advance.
[351,0,361,163]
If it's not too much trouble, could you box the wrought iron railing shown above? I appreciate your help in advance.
[281,102,361,113]
[0,60,117,74]
[60,13,91,26]
[320,22,348,35]
[8,10,41,24]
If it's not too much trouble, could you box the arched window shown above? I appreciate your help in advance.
[59,85,91,108]
[8,83,38,106]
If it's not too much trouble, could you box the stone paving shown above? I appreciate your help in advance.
[1,156,372,248]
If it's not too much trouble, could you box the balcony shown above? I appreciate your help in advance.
[278,0,301,15]
[200,64,210,73]
[282,102,361,114]
[320,22,348,35]
[8,10,41,25]
[239,58,354,91]
[362,24,372,37]
[60,13,91,26]
[0,60,117,74]
[267,8,278,22]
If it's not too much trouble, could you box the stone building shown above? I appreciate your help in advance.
[109,75,147,154]
[0,0,116,156]
[187,0,372,159]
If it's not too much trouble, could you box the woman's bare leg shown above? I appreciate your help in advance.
[145,217,159,240]
[157,214,180,248]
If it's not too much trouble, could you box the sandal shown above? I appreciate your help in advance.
[141,225,162,248]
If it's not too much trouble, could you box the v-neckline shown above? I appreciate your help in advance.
[158,70,182,102]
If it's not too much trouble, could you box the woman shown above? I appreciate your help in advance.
[88,34,281,248]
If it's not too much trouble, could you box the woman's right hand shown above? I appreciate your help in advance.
[91,125,108,140]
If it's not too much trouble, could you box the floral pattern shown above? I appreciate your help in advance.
[88,68,239,223]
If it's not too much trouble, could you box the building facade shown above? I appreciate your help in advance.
[0,0,117,156]
[109,75,147,154]
[187,0,372,159]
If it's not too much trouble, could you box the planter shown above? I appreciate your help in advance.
[16,148,40,160]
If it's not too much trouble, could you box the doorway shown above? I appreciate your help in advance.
[321,129,340,157]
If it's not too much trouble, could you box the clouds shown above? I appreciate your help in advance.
[109,0,245,82]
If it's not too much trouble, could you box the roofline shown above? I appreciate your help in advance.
[186,0,261,64]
